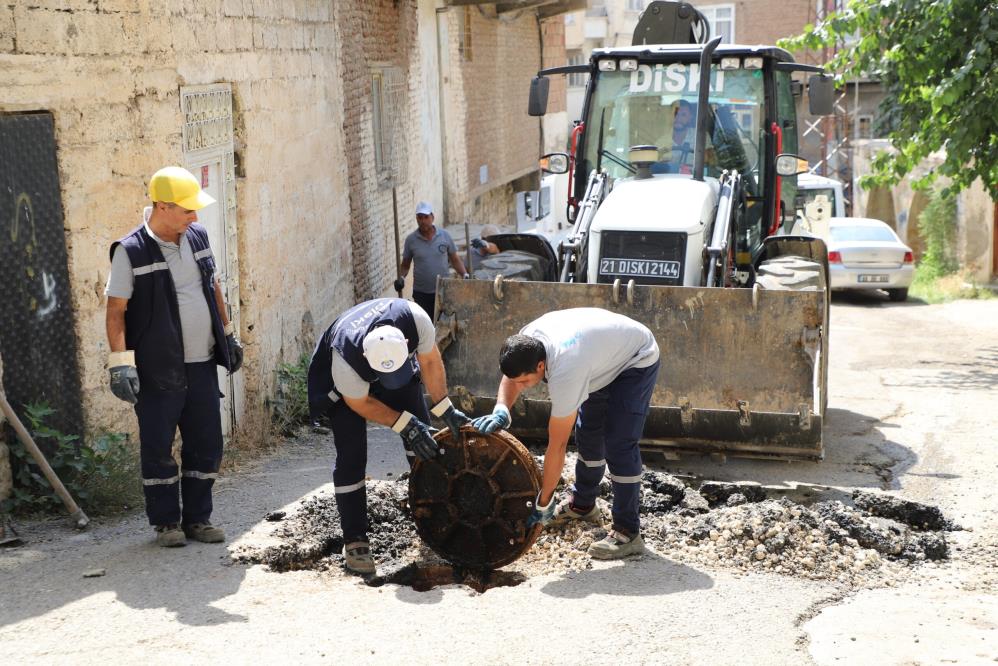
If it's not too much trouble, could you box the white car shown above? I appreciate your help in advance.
[825,217,914,301]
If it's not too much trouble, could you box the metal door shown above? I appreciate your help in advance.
[0,112,83,435]
[186,159,235,438]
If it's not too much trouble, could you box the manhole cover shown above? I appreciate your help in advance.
[408,426,542,569]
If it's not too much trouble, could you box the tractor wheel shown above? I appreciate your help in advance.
[756,255,830,416]
[755,255,825,291]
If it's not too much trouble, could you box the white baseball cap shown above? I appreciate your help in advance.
[415,201,434,216]
[362,326,414,388]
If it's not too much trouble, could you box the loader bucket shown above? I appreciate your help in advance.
[435,277,826,461]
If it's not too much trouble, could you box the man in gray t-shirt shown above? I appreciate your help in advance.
[395,201,468,320]
[105,165,243,549]
[472,308,660,560]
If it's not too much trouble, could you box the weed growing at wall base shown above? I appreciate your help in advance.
[2,404,141,517]
[271,353,311,437]
[910,268,995,304]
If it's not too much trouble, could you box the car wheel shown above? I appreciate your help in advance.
[888,288,909,302]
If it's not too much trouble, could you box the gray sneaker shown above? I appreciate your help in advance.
[343,541,376,574]
[154,524,187,548]
[183,522,225,543]
[550,497,602,526]
[589,530,645,560]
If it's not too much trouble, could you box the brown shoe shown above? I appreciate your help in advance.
[183,522,225,543]
[155,524,187,548]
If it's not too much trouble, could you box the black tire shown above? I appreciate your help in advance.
[756,255,830,416]
[888,287,909,302]
[755,256,825,291]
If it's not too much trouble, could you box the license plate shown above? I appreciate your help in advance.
[857,274,889,283]
[600,257,681,279]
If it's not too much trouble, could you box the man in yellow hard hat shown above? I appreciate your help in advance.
[105,166,243,548]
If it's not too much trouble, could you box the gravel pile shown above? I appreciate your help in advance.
[235,478,421,573]
[236,464,958,590]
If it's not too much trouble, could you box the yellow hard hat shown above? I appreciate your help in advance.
[148,166,216,210]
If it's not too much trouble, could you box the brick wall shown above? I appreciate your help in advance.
[542,18,566,115]
[729,0,820,64]
[443,7,541,224]
[335,0,422,304]
[1,1,353,438]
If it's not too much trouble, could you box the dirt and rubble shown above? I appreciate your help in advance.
[235,457,960,592]
[3,296,997,665]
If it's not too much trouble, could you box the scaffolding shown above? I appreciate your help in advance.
[802,0,855,213]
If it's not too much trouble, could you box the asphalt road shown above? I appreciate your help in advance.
[1,292,996,665]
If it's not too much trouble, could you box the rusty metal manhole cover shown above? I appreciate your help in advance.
[408,426,541,569]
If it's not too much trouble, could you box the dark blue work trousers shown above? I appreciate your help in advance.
[411,291,436,321]
[326,374,430,543]
[134,361,223,527]
[570,360,660,535]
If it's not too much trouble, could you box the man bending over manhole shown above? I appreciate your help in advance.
[307,297,470,574]
[472,308,660,559]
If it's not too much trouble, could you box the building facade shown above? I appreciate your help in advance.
[0,0,574,448]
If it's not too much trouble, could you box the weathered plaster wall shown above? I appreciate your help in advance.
[853,140,994,282]
[1,1,353,437]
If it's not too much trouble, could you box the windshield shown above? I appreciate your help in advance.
[581,63,766,195]
[799,187,837,215]
[830,225,898,243]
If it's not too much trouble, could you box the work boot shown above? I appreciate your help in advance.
[550,497,602,526]
[343,541,376,574]
[154,523,187,548]
[589,529,645,560]
[183,522,226,543]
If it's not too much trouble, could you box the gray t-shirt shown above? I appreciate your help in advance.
[105,213,215,363]
[402,227,457,293]
[331,301,437,399]
[521,308,660,417]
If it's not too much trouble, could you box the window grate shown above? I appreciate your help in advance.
[372,66,408,187]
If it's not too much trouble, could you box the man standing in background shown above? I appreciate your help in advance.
[394,201,468,319]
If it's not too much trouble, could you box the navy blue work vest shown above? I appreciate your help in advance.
[307,298,419,420]
[109,223,230,392]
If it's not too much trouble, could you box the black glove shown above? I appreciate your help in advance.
[108,351,140,405]
[393,412,439,461]
[226,333,244,373]
[431,397,471,441]
[470,238,486,250]
[393,277,405,293]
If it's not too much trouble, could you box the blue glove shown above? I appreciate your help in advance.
[527,492,555,529]
[470,404,511,434]
[108,351,140,405]
[393,411,439,461]
[431,397,471,441]
[470,238,486,250]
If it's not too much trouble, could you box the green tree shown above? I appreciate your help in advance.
[782,0,998,196]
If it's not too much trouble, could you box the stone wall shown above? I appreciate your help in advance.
[1,1,355,437]
[0,1,564,445]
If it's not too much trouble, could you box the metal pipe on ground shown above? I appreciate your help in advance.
[0,392,89,529]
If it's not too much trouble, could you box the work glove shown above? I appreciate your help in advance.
[470,404,511,434]
[392,411,439,461]
[393,277,405,293]
[224,323,244,373]
[526,491,555,529]
[470,238,486,250]
[108,351,140,405]
[430,396,471,441]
